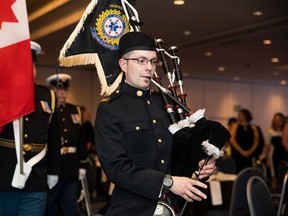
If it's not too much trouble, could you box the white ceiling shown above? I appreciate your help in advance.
[27,0,288,85]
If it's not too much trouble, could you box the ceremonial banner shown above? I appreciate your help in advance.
[59,0,134,96]
[0,0,34,128]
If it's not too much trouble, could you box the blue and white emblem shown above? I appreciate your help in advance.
[92,9,129,50]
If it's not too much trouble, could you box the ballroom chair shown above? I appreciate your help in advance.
[277,171,288,216]
[271,161,288,199]
[277,161,288,186]
[206,167,265,216]
[216,155,236,174]
[247,176,276,216]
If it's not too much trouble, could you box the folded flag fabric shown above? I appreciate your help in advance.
[59,0,136,96]
[0,0,34,128]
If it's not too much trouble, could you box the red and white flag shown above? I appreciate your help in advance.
[0,0,34,129]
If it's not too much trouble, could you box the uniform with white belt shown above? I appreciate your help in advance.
[46,73,87,216]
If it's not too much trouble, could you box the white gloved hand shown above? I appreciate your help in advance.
[47,175,59,189]
[79,168,86,180]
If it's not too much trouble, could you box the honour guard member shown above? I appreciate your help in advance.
[46,73,87,216]
[94,31,216,216]
[0,42,61,216]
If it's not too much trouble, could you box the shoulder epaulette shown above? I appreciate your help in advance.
[76,106,83,125]
[100,89,122,103]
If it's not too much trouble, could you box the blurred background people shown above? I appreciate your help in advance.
[263,112,286,180]
[80,106,98,200]
[223,117,238,157]
[0,42,61,216]
[46,74,87,216]
[282,117,288,160]
[229,109,260,173]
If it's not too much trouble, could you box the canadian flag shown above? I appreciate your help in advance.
[0,0,35,129]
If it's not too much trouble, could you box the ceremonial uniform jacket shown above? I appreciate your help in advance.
[58,103,87,181]
[0,84,61,192]
[95,83,173,216]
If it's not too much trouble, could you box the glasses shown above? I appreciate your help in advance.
[124,57,160,66]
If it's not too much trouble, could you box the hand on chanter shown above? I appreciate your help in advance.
[196,158,216,180]
[170,176,207,202]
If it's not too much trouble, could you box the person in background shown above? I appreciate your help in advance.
[229,108,260,173]
[263,113,286,180]
[223,117,238,156]
[46,74,87,216]
[80,106,98,198]
[81,106,96,155]
[0,41,61,216]
[282,116,288,160]
[94,31,216,216]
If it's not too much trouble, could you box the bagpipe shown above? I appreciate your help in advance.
[151,40,231,177]
[151,39,231,216]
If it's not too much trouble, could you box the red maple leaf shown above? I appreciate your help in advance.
[0,0,18,29]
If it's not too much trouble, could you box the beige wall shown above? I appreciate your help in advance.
[35,64,288,133]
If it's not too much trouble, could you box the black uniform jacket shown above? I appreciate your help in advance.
[95,83,173,216]
[0,84,61,192]
[58,103,87,181]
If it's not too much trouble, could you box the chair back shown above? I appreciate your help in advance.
[277,171,288,216]
[216,155,236,174]
[247,176,276,216]
[277,161,288,186]
[229,167,265,216]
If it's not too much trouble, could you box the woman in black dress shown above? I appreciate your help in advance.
[265,113,286,178]
[229,109,260,173]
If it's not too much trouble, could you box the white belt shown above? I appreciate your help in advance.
[61,146,77,155]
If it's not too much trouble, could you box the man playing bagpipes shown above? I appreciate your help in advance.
[94,31,216,216]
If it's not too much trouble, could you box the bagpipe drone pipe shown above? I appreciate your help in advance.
[151,39,231,178]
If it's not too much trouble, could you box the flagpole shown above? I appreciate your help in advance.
[19,117,24,175]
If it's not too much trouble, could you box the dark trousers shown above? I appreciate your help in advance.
[0,191,47,216]
[46,180,79,216]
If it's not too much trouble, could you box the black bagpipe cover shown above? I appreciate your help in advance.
[171,117,231,177]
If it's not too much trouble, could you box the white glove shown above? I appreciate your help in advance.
[47,175,59,189]
[79,168,86,180]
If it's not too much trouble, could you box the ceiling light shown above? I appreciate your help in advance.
[263,40,272,45]
[253,11,263,16]
[205,51,213,57]
[280,80,287,86]
[233,77,240,81]
[273,71,279,76]
[271,58,279,63]
[173,0,185,5]
[183,30,191,36]
[217,66,225,72]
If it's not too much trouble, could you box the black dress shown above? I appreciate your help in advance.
[231,124,255,173]
[269,130,286,176]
